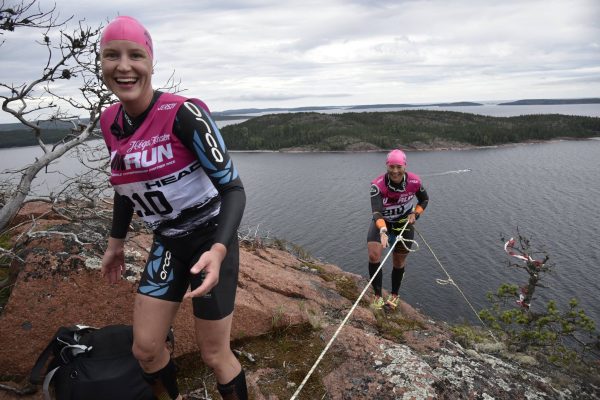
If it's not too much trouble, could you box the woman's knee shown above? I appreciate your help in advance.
[132,339,164,364]
[393,253,408,268]
[368,253,380,263]
[199,346,226,369]
[194,315,235,371]
[367,244,382,262]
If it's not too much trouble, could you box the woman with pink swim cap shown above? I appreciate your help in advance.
[99,16,247,400]
[367,149,429,311]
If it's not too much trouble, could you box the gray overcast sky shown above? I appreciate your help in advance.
[1,0,599,122]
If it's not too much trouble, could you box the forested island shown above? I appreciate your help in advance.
[1,110,599,150]
[220,110,600,151]
[499,98,600,105]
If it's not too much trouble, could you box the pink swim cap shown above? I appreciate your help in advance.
[100,16,153,59]
[386,149,407,166]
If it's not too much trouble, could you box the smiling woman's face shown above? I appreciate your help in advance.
[101,40,154,116]
[387,163,405,184]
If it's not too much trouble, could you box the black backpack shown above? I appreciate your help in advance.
[29,324,164,400]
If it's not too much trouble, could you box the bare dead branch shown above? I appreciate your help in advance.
[27,230,90,245]
[0,7,113,231]
[156,70,184,94]
[0,246,24,263]
[0,381,37,396]
[0,0,69,34]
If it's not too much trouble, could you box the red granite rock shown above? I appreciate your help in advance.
[1,202,595,399]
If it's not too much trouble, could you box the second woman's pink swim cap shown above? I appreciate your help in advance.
[100,16,153,59]
[386,149,407,166]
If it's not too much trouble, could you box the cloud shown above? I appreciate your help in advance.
[222,92,352,102]
[1,0,599,124]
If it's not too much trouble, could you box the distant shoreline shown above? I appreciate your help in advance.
[212,98,600,116]
[225,136,600,154]
[498,98,600,106]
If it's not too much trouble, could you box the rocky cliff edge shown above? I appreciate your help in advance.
[0,202,598,399]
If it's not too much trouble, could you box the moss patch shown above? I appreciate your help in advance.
[298,261,361,304]
[0,232,13,312]
[332,275,360,303]
[375,310,426,342]
[0,267,9,310]
[176,324,341,399]
[450,324,491,348]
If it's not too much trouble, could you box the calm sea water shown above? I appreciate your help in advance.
[1,104,599,326]
[231,141,600,325]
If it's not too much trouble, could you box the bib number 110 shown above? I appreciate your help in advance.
[126,191,173,217]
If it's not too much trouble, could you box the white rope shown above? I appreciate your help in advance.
[414,227,498,342]
[390,218,419,253]
[393,233,419,253]
[289,220,410,400]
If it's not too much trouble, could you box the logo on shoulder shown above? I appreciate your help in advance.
[409,179,419,184]
[158,103,177,111]
[370,184,380,197]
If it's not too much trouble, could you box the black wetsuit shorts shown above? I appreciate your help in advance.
[367,219,415,254]
[137,220,239,320]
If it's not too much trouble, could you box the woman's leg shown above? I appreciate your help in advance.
[368,241,384,297]
[367,221,384,298]
[391,253,407,296]
[195,314,247,399]
[392,252,408,269]
[368,241,383,264]
[133,294,181,399]
[390,224,414,295]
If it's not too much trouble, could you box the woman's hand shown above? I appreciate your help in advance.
[380,231,389,248]
[184,243,227,299]
[101,237,126,284]
[408,213,417,224]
